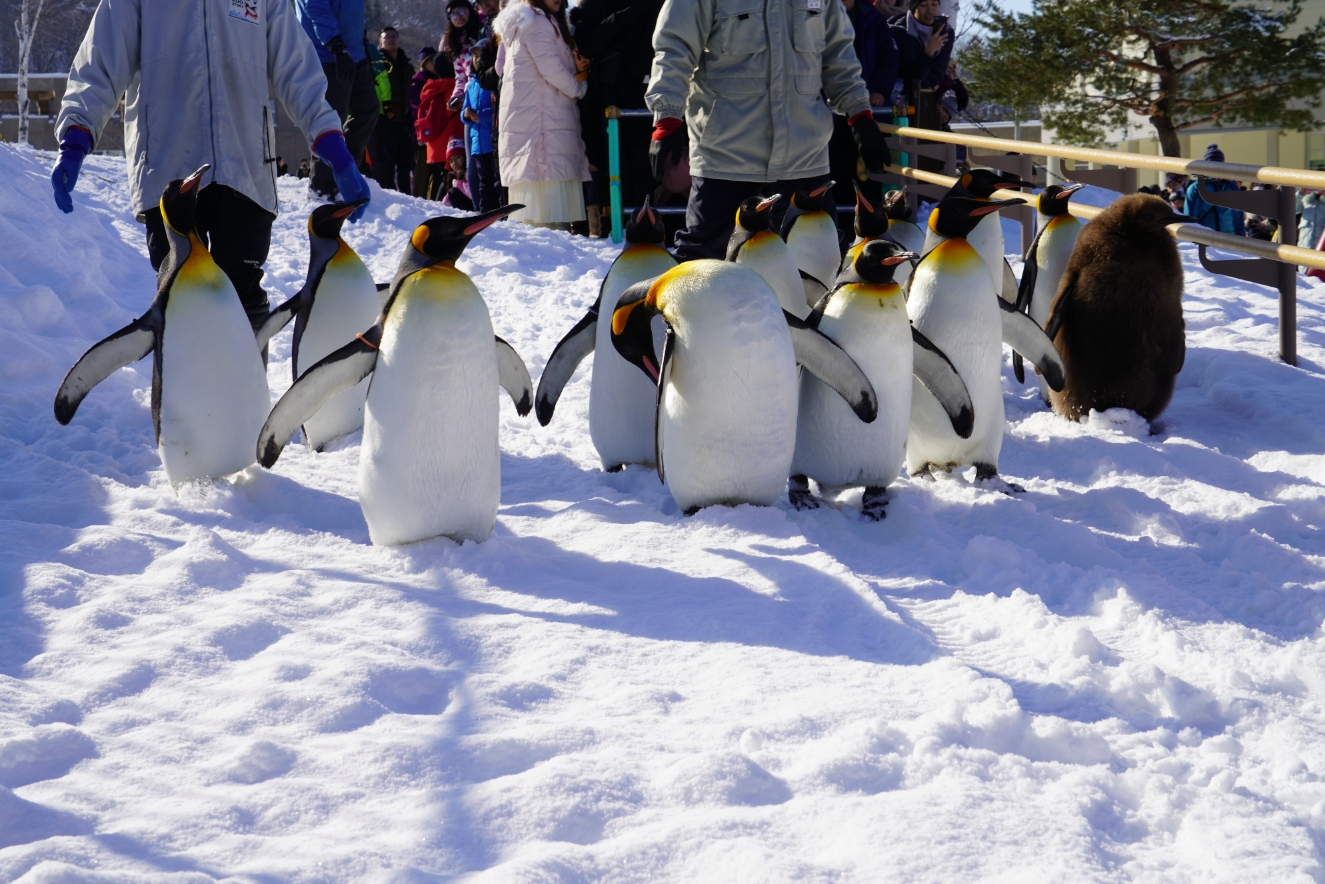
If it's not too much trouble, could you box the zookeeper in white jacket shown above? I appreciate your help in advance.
[50,0,373,331]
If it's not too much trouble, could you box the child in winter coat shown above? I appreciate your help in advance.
[409,49,440,198]
[462,66,499,212]
[441,139,475,210]
[415,56,464,199]
[493,0,592,227]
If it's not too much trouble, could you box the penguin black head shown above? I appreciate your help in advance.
[624,196,666,245]
[734,194,781,232]
[610,277,664,382]
[882,188,914,221]
[159,164,210,238]
[309,198,371,239]
[408,205,524,263]
[845,239,918,286]
[930,195,1027,239]
[952,169,1028,200]
[790,181,832,213]
[1035,183,1084,217]
[852,182,889,239]
[1105,193,1196,235]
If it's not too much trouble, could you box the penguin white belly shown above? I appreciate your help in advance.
[966,213,1005,291]
[787,213,841,295]
[906,240,1004,472]
[737,232,810,319]
[158,257,269,483]
[793,285,911,488]
[589,245,677,468]
[297,249,381,449]
[359,267,499,545]
[660,267,800,510]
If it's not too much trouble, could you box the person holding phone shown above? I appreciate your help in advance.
[889,0,954,94]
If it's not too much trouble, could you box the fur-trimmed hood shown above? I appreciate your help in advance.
[493,0,541,42]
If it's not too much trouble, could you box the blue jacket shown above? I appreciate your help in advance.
[848,1,898,100]
[462,76,494,156]
[296,0,366,63]
[1184,179,1246,236]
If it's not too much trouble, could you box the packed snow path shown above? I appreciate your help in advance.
[4,143,1325,882]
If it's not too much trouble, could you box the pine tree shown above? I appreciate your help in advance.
[961,0,1325,156]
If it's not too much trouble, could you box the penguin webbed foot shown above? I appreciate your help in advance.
[861,486,888,521]
[974,464,1025,495]
[602,463,625,473]
[683,505,703,516]
[788,475,821,511]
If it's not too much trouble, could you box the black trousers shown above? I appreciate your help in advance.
[144,183,275,330]
[311,58,381,197]
[368,116,414,192]
[673,173,837,261]
[467,151,500,213]
[828,114,882,237]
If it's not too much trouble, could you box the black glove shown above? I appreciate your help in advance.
[326,35,356,82]
[850,111,892,175]
[649,118,686,182]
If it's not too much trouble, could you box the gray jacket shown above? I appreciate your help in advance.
[646,0,870,182]
[56,0,342,218]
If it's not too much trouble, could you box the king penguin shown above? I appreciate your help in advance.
[907,196,1065,491]
[1012,182,1084,399]
[54,165,270,484]
[254,199,378,450]
[922,169,1027,300]
[780,181,841,298]
[534,199,677,469]
[609,260,878,513]
[726,195,814,317]
[790,239,974,520]
[256,208,535,545]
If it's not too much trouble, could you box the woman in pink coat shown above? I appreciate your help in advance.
[493,0,592,227]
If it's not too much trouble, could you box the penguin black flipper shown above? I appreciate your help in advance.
[800,269,828,308]
[256,327,382,468]
[534,300,599,425]
[495,336,534,417]
[784,310,879,423]
[911,325,975,439]
[54,314,158,425]
[1012,225,1050,384]
[254,291,305,352]
[654,327,676,485]
[998,298,1066,392]
[1045,271,1075,343]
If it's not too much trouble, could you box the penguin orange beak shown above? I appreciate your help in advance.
[882,253,917,266]
[463,205,521,236]
[1056,183,1085,198]
[990,179,1027,191]
[332,198,371,218]
[180,164,210,194]
[973,198,1026,216]
[854,186,874,214]
[809,182,832,198]
[756,194,782,213]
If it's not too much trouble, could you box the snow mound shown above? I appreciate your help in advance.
[5,143,1325,881]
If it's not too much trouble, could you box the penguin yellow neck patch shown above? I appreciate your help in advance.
[411,226,430,252]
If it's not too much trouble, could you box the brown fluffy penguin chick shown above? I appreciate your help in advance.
[1045,194,1193,422]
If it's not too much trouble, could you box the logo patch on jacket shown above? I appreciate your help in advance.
[229,0,260,23]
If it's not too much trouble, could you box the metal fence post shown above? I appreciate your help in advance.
[1278,184,1298,366]
[606,107,624,244]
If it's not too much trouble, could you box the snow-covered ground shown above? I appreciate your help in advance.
[4,143,1325,882]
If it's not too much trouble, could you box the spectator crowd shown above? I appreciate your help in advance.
[283,0,966,238]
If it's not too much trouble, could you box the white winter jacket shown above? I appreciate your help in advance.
[493,1,591,187]
[56,0,342,218]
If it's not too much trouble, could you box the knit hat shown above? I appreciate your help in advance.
[418,45,437,61]
[447,0,473,12]
[447,138,466,162]
[1203,143,1225,163]
[908,0,927,10]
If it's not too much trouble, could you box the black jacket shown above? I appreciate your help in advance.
[889,13,953,91]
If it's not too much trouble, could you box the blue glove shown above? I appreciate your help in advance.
[314,131,370,221]
[51,126,93,214]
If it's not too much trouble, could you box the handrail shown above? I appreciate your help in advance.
[883,163,1325,272]
[880,123,1325,190]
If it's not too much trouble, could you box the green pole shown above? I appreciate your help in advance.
[606,107,624,244]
